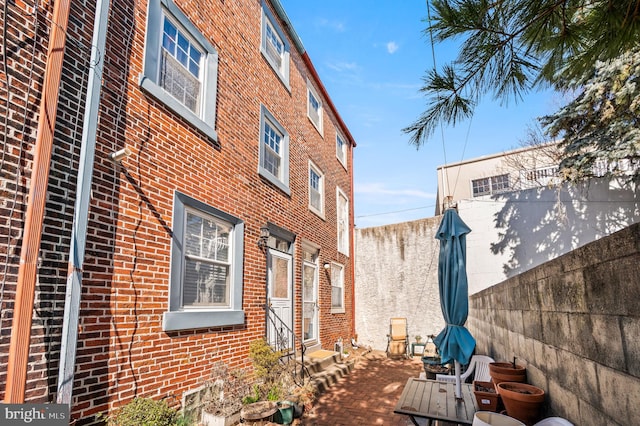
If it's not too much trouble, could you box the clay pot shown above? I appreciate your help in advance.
[489,362,527,386]
[496,382,545,426]
[473,381,502,412]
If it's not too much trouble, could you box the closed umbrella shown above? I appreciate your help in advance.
[434,208,476,398]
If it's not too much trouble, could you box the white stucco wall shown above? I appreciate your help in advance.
[354,177,638,351]
[354,218,445,352]
[459,177,639,294]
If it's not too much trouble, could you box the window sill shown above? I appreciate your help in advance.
[162,309,245,331]
[331,308,345,314]
[139,75,218,143]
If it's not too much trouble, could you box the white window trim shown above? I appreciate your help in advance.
[140,0,218,142]
[336,187,350,255]
[336,133,348,169]
[259,105,290,195]
[260,0,290,89]
[307,82,323,135]
[163,192,245,331]
[330,262,345,314]
[308,160,325,218]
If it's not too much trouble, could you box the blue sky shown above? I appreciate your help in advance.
[279,1,559,228]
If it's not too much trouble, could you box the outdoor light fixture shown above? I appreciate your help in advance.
[109,147,131,163]
[323,262,331,269]
[258,226,270,249]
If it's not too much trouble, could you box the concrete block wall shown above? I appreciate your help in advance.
[355,217,445,351]
[468,222,640,425]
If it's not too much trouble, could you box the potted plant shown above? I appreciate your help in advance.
[473,380,502,412]
[415,335,423,343]
[496,382,545,426]
[489,359,526,387]
[201,362,251,426]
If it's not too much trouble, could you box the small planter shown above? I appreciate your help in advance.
[473,381,501,412]
[273,401,294,425]
[489,362,526,387]
[496,382,545,426]
[240,401,278,424]
[201,409,241,426]
[422,356,449,379]
[472,411,525,426]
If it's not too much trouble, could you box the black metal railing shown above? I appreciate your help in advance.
[265,304,309,386]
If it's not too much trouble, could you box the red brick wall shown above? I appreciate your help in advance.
[1,0,354,423]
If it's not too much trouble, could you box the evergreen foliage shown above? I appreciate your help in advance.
[406,0,640,180]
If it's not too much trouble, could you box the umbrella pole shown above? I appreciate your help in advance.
[454,360,462,399]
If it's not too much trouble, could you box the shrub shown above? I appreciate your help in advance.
[108,397,180,426]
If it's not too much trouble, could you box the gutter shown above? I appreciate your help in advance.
[270,0,357,148]
[56,0,111,405]
[4,0,72,403]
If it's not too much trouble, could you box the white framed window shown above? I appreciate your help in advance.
[307,83,323,134]
[259,105,290,194]
[471,174,510,197]
[336,134,347,168]
[163,192,245,331]
[140,0,218,141]
[337,188,349,255]
[308,161,324,217]
[330,262,345,313]
[261,0,290,88]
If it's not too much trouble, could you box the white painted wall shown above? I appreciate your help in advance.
[354,218,445,352]
[460,177,639,294]
[353,177,638,352]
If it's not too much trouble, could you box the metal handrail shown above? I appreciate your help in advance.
[264,304,309,386]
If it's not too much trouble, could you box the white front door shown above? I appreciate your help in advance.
[267,248,293,350]
[302,259,319,344]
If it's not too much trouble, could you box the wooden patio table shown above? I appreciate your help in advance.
[394,377,478,425]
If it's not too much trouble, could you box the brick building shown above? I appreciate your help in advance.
[0,0,355,423]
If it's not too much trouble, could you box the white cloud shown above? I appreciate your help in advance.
[326,61,358,72]
[386,41,399,54]
[355,182,434,199]
[316,18,345,32]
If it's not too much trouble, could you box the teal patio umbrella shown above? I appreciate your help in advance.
[433,208,476,398]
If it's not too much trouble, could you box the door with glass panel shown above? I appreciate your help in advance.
[302,250,319,345]
[267,248,293,350]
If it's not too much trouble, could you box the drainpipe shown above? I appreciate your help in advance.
[56,0,111,405]
[4,0,72,403]
[349,142,356,338]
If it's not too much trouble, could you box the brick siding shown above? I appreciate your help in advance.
[0,0,355,423]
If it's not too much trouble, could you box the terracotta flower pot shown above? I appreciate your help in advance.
[489,362,527,387]
[496,382,545,426]
[473,381,502,412]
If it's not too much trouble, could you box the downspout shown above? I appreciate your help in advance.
[4,0,72,403]
[349,142,356,338]
[57,0,110,405]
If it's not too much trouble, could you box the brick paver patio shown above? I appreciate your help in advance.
[301,350,423,426]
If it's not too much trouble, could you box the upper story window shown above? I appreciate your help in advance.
[164,192,245,331]
[309,161,324,217]
[261,1,290,88]
[336,134,347,168]
[307,84,323,133]
[337,188,349,255]
[161,17,202,114]
[259,105,290,195]
[472,174,510,197]
[140,0,218,141]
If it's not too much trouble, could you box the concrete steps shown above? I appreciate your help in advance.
[303,350,354,394]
